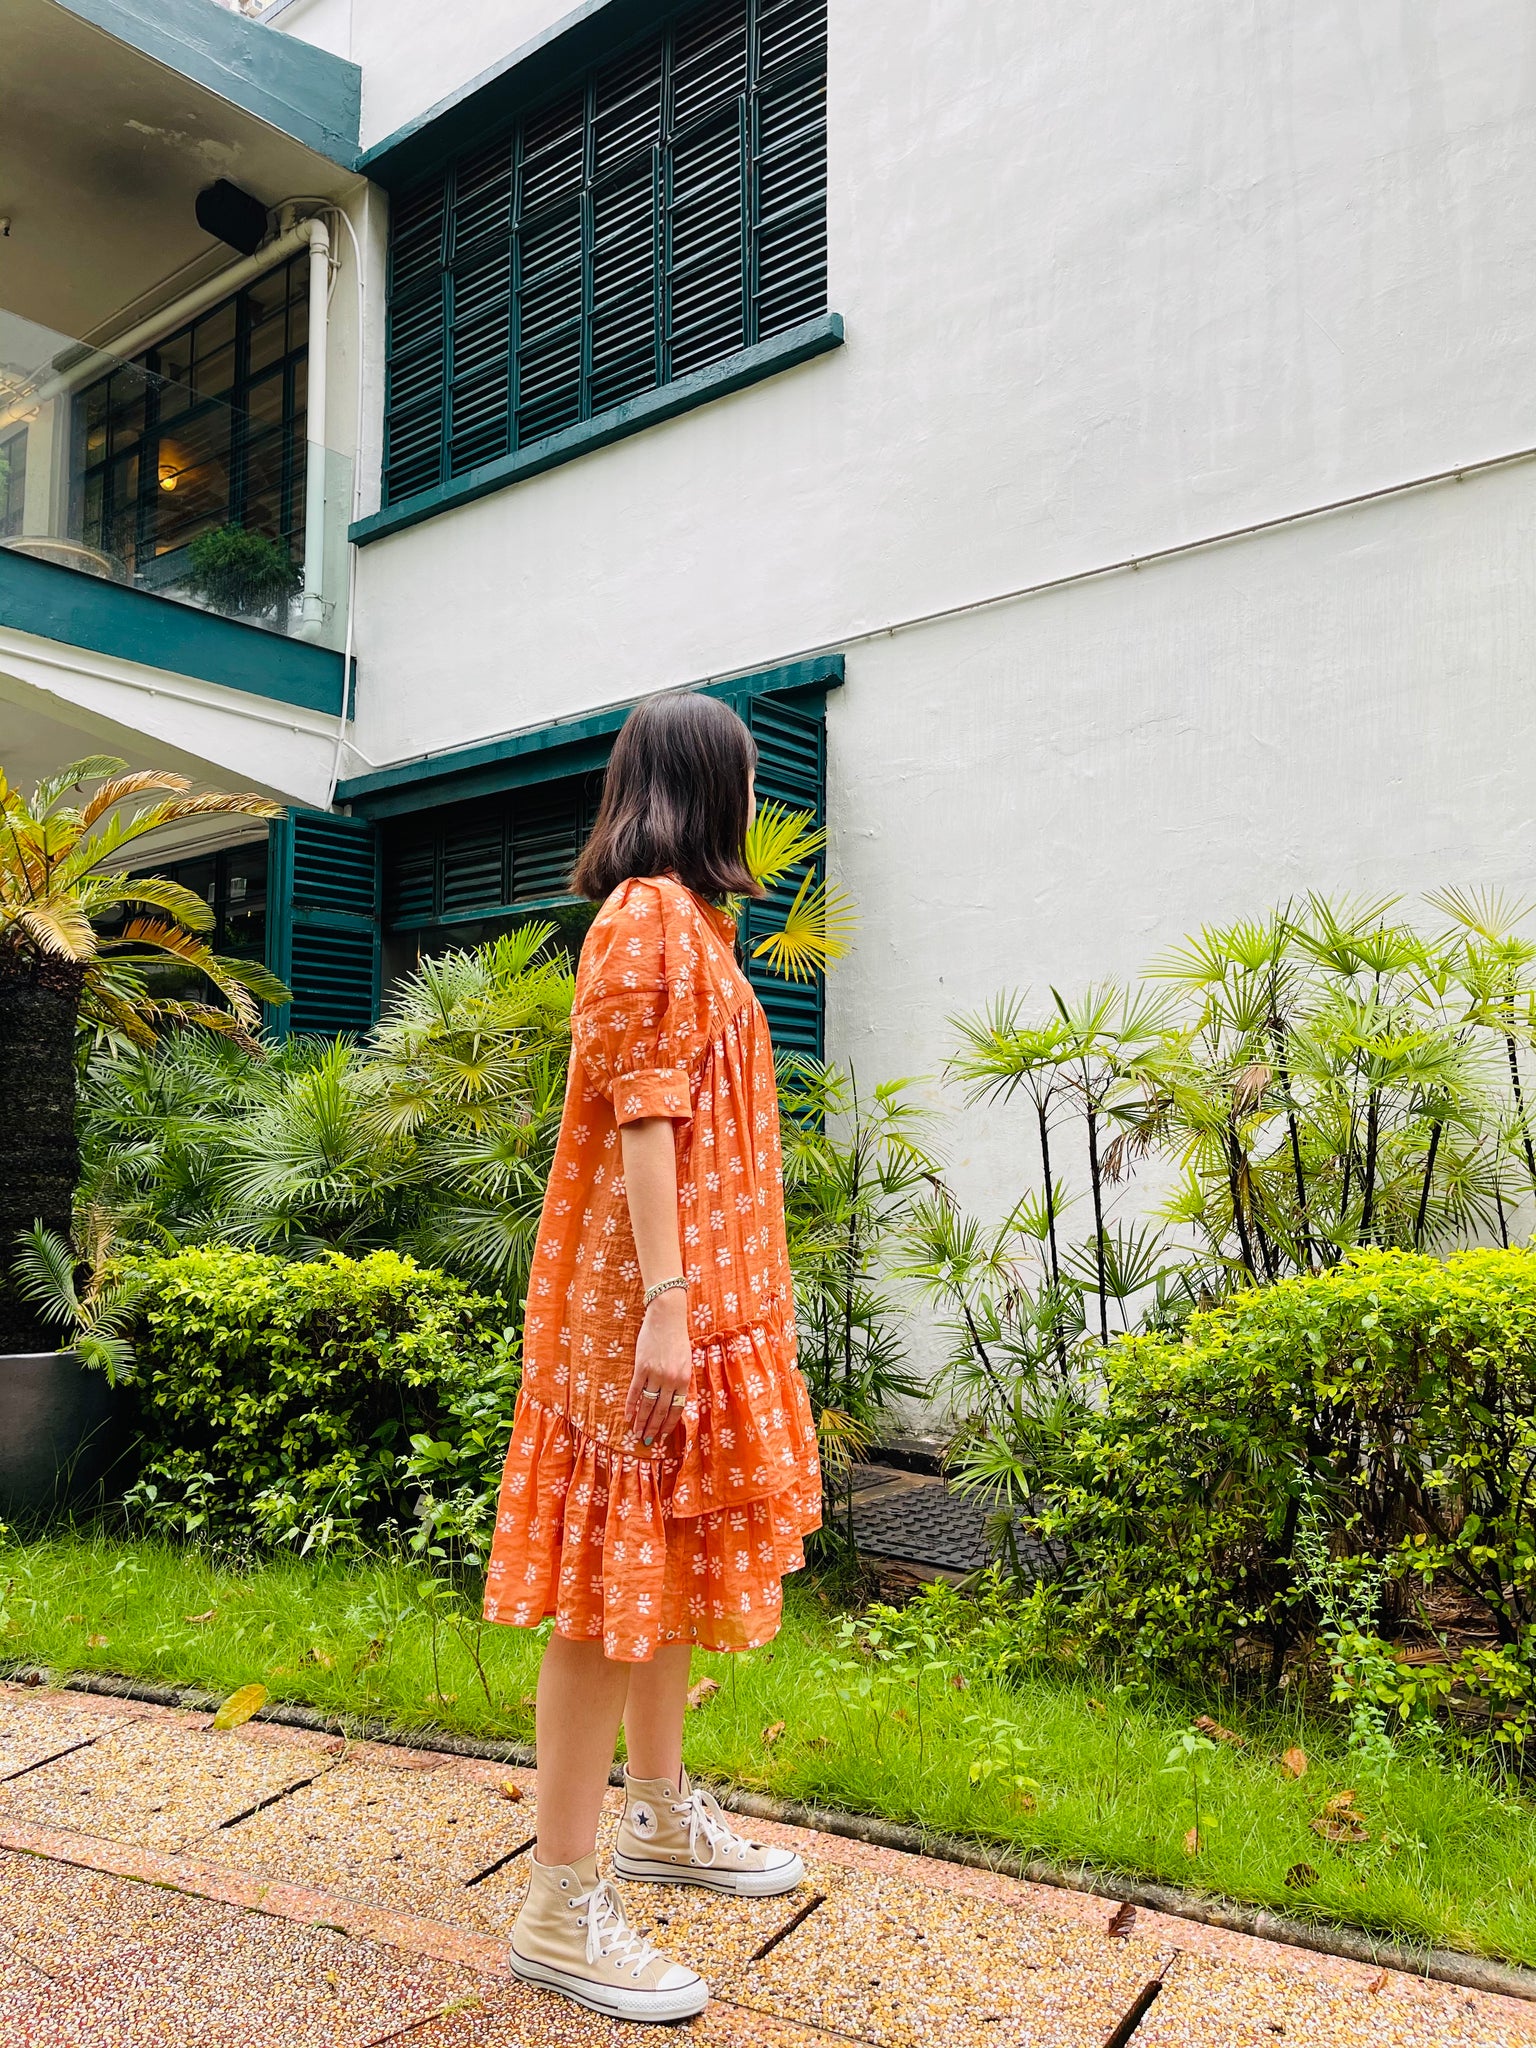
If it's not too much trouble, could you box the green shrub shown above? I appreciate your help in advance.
[121,1245,517,1556]
[1036,1247,1536,1743]
[185,524,300,615]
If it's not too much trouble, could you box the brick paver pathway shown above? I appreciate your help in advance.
[0,1680,1530,2047]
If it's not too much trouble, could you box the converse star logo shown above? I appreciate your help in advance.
[631,1801,658,1838]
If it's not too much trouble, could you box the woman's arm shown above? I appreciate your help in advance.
[620,1117,691,1447]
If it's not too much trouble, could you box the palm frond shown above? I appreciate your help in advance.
[30,757,129,817]
[78,770,192,829]
[749,869,857,981]
[745,801,825,889]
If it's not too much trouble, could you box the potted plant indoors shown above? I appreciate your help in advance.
[0,756,286,1515]
[184,524,302,622]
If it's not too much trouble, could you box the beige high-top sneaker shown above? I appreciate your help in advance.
[508,1851,708,2021]
[613,1769,806,1896]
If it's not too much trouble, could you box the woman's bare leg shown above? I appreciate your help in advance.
[534,1634,631,1865]
[622,1641,694,1786]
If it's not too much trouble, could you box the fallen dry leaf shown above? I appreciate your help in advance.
[498,1780,523,1803]
[761,1720,786,1747]
[804,1735,832,1751]
[1321,1789,1358,1815]
[1009,1790,1036,1814]
[686,1678,721,1711]
[64,1613,84,1624]
[427,1691,458,1707]
[1088,1698,1107,1714]
[86,1634,109,1649]
[950,1672,968,1691]
[1194,1714,1245,1749]
[1106,1902,1137,1940]
[303,1647,335,1669]
[890,1707,911,1725]
[1279,1746,1308,1779]
[1311,1810,1369,1846]
[183,1609,217,1625]
[1284,1862,1319,1890]
[1183,1825,1202,1857]
[1365,1970,1388,1994]
[520,1692,537,1710]
[212,1682,268,1731]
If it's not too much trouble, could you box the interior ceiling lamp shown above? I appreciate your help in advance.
[194,179,270,257]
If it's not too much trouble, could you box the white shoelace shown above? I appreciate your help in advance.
[576,1877,665,1976]
[672,1785,753,1868]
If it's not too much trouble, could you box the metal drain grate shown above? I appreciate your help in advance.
[848,1477,1052,1576]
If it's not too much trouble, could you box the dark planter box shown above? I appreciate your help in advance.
[0,1350,123,1518]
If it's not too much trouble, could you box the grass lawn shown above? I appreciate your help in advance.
[4,1527,1535,1966]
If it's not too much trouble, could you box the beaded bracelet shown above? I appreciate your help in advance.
[643,1275,688,1307]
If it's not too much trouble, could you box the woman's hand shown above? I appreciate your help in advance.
[625,1290,692,1447]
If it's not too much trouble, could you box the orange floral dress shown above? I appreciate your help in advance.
[483,875,821,1661]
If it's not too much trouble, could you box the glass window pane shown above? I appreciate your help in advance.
[194,342,235,400]
[242,485,284,539]
[195,303,236,356]
[247,266,288,324]
[156,331,193,388]
[177,858,217,910]
[248,308,287,375]
[245,370,286,428]
[109,392,146,455]
[1,427,26,536]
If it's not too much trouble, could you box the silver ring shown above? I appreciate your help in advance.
[642,1386,661,1398]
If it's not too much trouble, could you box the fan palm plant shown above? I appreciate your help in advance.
[0,755,286,1348]
[742,800,856,981]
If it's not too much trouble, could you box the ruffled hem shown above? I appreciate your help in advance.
[483,1322,822,1661]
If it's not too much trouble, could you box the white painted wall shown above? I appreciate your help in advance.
[0,631,339,808]
[273,0,1536,1354]
[307,0,1536,757]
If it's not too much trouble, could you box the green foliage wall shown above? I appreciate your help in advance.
[123,1246,517,1555]
[1034,1247,1536,1734]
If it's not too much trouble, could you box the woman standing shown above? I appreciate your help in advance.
[484,691,822,2022]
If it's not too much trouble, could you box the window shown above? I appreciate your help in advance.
[75,259,309,590]
[118,841,271,966]
[0,426,26,537]
[383,0,828,505]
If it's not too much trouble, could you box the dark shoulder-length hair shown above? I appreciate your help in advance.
[571,692,763,904]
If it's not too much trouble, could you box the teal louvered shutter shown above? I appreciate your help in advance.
[267,811,381,1038]
[381,0,828,509]
[384,179,449,502]
[740,691,825,1059]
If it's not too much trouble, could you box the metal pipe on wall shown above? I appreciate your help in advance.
[299,215,331,640]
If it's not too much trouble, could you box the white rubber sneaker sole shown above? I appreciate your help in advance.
[611,1848,806,1897]
[507,1945,709,2022]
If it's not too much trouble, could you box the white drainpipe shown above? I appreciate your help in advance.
[298,215,330,639]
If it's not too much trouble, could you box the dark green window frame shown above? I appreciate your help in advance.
[0,425,26,538]
[75,258,309,595]
[380,0,828,511]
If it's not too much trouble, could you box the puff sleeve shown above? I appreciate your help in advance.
[571,880,714,1125]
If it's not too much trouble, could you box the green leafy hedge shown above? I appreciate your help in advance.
[122,1246,517,1557]
[1037,1247,1536,1734]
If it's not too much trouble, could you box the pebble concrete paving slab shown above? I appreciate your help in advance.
[0,1679,1530,2047]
